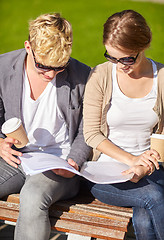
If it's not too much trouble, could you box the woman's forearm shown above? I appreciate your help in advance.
[97,139,135,166]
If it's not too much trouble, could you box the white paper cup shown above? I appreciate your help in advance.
[150,134,164,162]
[1,118,29,148]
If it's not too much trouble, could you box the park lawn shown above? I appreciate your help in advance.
[0,0,164,66]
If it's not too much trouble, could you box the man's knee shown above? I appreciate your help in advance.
[19,183,51,216]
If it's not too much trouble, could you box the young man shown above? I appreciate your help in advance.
[0,13,91,239]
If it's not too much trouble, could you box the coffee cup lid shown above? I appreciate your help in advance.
[151,133,164,140]
[1,118,22,134]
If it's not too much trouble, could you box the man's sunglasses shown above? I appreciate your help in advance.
[32,50,69,72]
[104,50,139,66]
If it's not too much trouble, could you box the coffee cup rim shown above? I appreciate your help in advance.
[151,133,164,140]
[1,118,22,134]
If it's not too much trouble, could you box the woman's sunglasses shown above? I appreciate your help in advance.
[32,50,69,72]
[104,50,139,66]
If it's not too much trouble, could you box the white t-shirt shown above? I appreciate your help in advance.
[21,70,70,160]
[98,60,159,162]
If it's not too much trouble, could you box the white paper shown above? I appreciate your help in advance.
[19,152,133,184]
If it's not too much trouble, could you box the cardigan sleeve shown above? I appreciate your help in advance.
[153,61,164,133]
[83,63,112,149]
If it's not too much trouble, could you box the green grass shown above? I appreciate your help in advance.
[0,0,164,66]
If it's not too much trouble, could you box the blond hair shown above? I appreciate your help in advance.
[103,10,152,53]
[29,13,72,67]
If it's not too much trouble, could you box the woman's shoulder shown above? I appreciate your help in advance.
[92,61,113,73]
[89,61,113,83]
[86,61,113,94]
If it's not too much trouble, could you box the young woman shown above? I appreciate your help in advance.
[83,10,164,240]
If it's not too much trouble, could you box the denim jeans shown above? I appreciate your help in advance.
[87,166,164,240]
[0,158,80,240]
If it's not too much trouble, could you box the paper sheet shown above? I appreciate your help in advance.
[19,152,133,184]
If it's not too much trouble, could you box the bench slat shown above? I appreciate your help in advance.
[6,194,20,203]
[52,204,131,222]
[53,219,126,240]
[0,192,133,240]
[50,211,129,231]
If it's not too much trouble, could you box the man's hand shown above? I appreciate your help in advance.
[52,158,79,178]
[0,137,22,168]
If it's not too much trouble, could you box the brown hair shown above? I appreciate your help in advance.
[103,10,152,53]
[28,13,72,67]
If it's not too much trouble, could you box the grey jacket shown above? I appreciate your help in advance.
[0,49,91,167]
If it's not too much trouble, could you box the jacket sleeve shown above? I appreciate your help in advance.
[0,97,5,139]
[66,60,92,167]
[67,115,92,167]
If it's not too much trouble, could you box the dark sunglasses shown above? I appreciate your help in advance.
[104,50,139,65]
[32,50,69,72]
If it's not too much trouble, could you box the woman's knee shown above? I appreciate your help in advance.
[144,185,164,209]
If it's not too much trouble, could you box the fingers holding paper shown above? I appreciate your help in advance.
[52,158,79,178]
[122,165,150,183]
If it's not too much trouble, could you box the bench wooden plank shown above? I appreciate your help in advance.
[0,192,134,240]
[5,194,19,203]
[52,219,126,240]
[51,211,129,231]
[52,202,132,222]
[67,233,91,240]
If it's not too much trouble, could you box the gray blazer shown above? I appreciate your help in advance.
[0,49,91,167]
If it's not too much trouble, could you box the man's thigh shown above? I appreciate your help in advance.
[20,171,80,208]
[0,158,25,198]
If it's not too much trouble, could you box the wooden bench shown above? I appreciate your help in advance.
[0,182,135,240]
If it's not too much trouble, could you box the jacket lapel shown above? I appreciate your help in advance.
[56,69,70,127]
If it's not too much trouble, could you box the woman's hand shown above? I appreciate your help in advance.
[52,158,79,178]
[122,165,150,183]
[0,137,22,168]
[131,149,160,174]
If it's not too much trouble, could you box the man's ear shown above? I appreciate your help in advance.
[24,40,31,54]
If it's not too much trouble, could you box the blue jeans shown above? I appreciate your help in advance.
[0,158,80,240]
[87,166,164,240]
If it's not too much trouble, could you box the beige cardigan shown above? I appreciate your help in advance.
[83,60,164,160]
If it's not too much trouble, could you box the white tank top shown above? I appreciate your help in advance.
[21,69,70,160]
[98,59,159,163]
